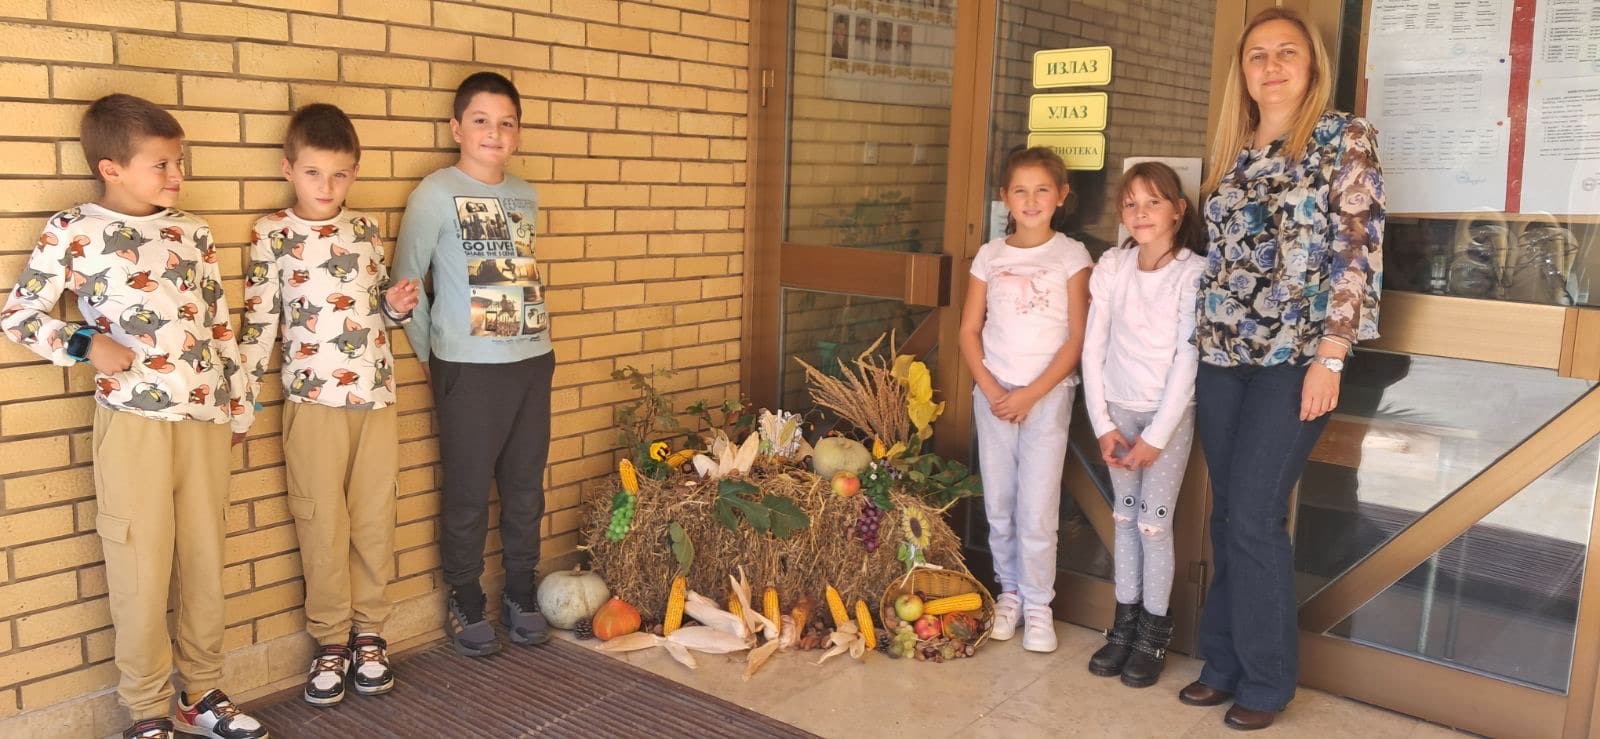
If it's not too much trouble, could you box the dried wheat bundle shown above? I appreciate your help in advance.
[794,333,910,445]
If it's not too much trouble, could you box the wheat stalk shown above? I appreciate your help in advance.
[796,333,910,444]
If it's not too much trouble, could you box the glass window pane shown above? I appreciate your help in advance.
[785,1,956,252]
[1328,435,1600,693]
[778,289,931,412]
[1294,351,1596,602]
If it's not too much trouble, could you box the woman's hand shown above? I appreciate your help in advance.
[1300,361,1341,421]
[1122,437,1163,469]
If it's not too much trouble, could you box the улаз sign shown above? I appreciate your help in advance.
[1032,46,1112,88]
[1027,92,1108,132]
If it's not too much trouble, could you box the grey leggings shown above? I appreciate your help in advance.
[1108,403,1195,616]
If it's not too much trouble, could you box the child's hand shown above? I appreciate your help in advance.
[993,386,1040,424]
[87,333,135,376]
[232,432,246,446]
[1123,437,1163,470]
[385,278,421,314]
[1097,431,1131,468]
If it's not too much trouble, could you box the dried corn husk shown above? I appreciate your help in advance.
[778,615,800,651]
[815,622,867,665]
[684,590,749,640]
[596,632,698,669]
[743,639,781,681]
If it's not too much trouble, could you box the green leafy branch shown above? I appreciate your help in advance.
[711,479,810,539]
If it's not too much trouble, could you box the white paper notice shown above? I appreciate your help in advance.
[1520,77,1600,215]
[1367,0,1512,64]
[1366,65,1511,212]
[1532,0,1600,80]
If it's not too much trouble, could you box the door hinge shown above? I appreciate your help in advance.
[759,68,774,108]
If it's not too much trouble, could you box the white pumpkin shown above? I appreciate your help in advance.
[537,566,612,629]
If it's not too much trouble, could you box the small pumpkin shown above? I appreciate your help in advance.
[813,437,871,478]
[592,597,642,641]
[941,611,979,642]
[536,566,611,630]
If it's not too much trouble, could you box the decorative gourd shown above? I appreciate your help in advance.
[941,612,979,642]
[536,567,611,630]
[812,437,871,478]
[592,597,642,641]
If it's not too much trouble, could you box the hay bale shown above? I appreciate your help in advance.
[582,466,967,622]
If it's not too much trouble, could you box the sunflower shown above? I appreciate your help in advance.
[900,507,932,549]
[649,440,670,462]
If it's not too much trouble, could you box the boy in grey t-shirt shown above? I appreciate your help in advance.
[393,72,554,656]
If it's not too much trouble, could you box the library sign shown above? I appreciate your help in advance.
[1027,46,1111,170]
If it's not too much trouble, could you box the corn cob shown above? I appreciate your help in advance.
[854,599,876,649]
[790,596,814,638]
[763,587,780,628]
[649,441,670,461]
[663,576,687,636]
[727,591,743,618]
[619,459,640,495]
[923,592,982,616]
[824,585,851,629]
[665,449,696,469]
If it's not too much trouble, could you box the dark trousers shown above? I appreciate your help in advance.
[430,352,555,597]
[1194,361,1330,712]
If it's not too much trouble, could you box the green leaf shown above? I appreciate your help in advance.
[762,495,811,539]
[896,541,910,563]
[717,478,760,499]
[712,498,741,532]
[668,522,694,575]
[728,496,771,532]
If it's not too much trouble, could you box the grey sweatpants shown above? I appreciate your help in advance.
[1108,402,1195,616]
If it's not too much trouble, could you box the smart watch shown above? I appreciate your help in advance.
[66,326,97,363]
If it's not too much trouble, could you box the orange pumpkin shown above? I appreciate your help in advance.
[592,597,642,641]
[941,612,979,642]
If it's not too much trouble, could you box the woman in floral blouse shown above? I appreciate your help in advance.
[1176,8,1383,731]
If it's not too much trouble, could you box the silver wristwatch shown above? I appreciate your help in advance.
[1315,356,1345,373]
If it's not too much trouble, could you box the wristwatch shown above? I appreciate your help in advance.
[1315,356,1345,373]
[65,326,97,363]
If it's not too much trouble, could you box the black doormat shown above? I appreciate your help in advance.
[251,637,818,738]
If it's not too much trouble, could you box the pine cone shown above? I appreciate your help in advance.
[573,617,594,640]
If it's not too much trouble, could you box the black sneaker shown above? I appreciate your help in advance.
[349,632,395,695]
[501,592,550,646]
[174,689,269,739]
[125,718,176,739]
[303,644,351,707]
[446,588,501,657]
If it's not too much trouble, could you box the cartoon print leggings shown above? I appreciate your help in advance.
[1107,403,1195,616]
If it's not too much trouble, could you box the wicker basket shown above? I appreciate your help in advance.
[878,566,995,647]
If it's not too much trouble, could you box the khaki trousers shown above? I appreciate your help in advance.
[282,401,398,645]
[92,406,231,721]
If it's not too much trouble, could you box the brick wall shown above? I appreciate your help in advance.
[0,0,749,732]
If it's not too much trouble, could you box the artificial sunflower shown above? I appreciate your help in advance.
[649,440,670,462]
[900,507,932,549]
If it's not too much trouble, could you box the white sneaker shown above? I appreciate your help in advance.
[1022,605,1057,653]
[990,592,1022,641]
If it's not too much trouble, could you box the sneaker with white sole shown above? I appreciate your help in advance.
[174,689,269,739]
[349,632,395,695]
[303,644,351,706]
[1022,605,1058,653]
[125,718,176,739]
[989,592,1023,641]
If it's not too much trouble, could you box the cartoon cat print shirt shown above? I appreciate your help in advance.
[240,209,400,410]
[0,204,255,432]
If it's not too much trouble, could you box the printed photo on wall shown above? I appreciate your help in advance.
[454,196,510,241]
[832,12,850,60]
[875,20,893,63]
[852,15,872,60]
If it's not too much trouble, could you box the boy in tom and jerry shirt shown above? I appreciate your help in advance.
[0,94,266,739]
[237,104,419,708]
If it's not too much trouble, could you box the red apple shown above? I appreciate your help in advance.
[913,613,942,640]
[831,471,861,497]
[893,594,924,623]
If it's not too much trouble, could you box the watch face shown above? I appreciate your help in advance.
[1322,357,1345,371]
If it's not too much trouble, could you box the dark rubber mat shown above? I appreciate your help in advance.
[251,637,818,738]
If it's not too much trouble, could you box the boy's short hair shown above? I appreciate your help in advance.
[80,94,184,182]
[451,71,523,121]
[284,103,361,162]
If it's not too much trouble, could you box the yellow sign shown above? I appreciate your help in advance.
[1028,92,1108,131]
[1027,132,1106,171]
[1032,46,1113,88]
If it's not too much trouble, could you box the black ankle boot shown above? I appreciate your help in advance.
[1121,606,1175,688]
[1088,601,1141,677]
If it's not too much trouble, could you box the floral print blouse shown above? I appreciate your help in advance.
[1195,111,1384,367]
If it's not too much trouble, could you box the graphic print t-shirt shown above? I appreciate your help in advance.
[393,167,551,364]
[969,232,1093,387]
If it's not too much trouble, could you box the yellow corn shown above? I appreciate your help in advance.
[824,585,851,629]
[727,592,743,618]
[649,441,670,461]
[762,587,780,627]
[663,576,687,636]
[854,599,876,649]
[619,459,639,495]
[923,592,982,616]
[665,449,696,469]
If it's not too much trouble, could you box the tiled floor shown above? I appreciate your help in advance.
[576,622,1475,738]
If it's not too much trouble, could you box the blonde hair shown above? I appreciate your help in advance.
[1203,8,1333,193]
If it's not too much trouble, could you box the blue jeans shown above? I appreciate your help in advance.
[1194,361,1329,712]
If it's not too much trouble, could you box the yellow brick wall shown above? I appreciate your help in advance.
[0,0,749,724]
